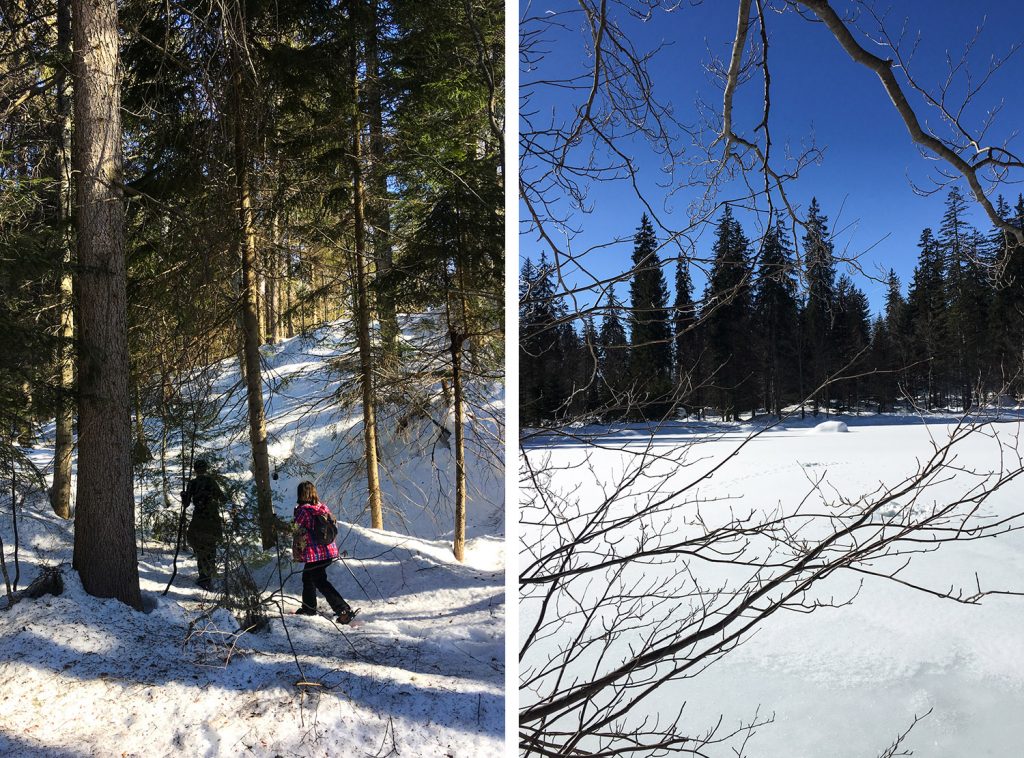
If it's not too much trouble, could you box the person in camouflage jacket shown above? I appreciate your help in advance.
[182,458,224,590]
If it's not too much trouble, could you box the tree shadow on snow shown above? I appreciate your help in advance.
[0,732,95,758]
[5,625,503,740]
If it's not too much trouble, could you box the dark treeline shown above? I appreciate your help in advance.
[521,188,1024,426]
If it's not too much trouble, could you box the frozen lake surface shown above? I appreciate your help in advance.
[521,414,1024,756]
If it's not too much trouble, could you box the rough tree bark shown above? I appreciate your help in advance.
[349,19,384,530]
[50,0,74,520]
[230,41,276,549]
[70,0,142,609]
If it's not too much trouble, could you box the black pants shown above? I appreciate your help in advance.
[301,559,349,614]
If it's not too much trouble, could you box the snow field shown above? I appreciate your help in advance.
[0,317,505,757]
[521,416,1024,756]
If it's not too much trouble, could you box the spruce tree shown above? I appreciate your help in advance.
[519,258,542,424]
[867,315,893,412]
[703,205,754,421]
[672,257,698,415]
[520,254,568,424]
[879,270,908,411]
[832,275,871,411]
[581,314,602,414]
[941,187,989,409]
[752,223,800,417]
[598,291,630,418]
[988,195,1024,396]
[802,197,837,415]
[627,215,673,419]
[907,228,947,408]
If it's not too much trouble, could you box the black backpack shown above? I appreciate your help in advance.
[311,508,338,545]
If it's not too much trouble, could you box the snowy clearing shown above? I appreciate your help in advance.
[0,319,505,757]
[521,414,1024,756]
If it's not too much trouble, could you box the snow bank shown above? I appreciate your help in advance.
[810,420,849,433]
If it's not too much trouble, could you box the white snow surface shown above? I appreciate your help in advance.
[810,419,849,433]
[0,317,504,757]
[522,414,1024,756]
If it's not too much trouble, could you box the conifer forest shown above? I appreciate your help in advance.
[0,1,504,754]
[521,186,1024,426]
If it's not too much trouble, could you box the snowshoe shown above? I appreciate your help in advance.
[334,607,359,625]
[293,607,317,616]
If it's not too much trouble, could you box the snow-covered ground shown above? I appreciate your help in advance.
[522,413,1024,756]
[0,317,505,757]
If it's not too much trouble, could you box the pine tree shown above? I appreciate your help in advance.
[627,215,673,419]
[877,270,908,411]
[581,314,602,414]
[907,228,947,408]
[752,223,800,417]
[941,187,989,409]
[802,197,837,415]
[672,257,699,415]
[867,315,893,412]
[703,205,755,421]
[598,291,630,418]
[520,253,571,423]
[988,195,1024,396]
[519,258,542,424]
[832,275,871,411]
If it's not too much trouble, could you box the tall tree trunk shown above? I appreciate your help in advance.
[450,328,467,562]
[321,269,329,324]
[285,243,295,338]
[257,273,267,345]
[50,0,74,520]
[350,23,384,530]
[266,209,280,344]
[231,50,276,549]
[159,370,171,509]
[366,0,398,364]
[71,0,142,610]
[132,377,150,464]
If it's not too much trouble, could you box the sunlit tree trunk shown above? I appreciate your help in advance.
[50,0,74,520]
[266,208,280,344]
[230,37,276,548]
[71,0,142,609]
[349,13,384,529]
[450,326,467,562]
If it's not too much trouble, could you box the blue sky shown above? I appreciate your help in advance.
[519,0,1024,314]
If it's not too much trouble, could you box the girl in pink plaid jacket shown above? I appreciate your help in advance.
[292,481,356,624]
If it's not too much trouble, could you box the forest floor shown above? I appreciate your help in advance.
[0,318,505,757]
[522,412,1024,756]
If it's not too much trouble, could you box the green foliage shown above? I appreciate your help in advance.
[627,215,673,418]
[702,205,755,420]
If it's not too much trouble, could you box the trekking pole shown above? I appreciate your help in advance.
[163,371,198,596]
